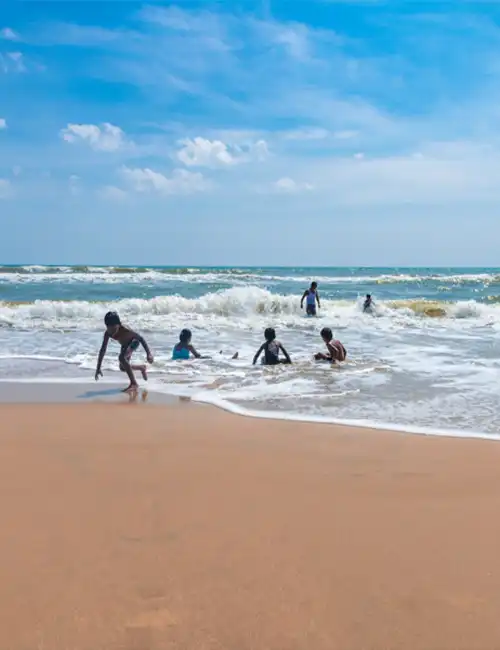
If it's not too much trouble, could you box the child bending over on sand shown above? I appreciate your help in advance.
[95,311,154,392]
[315,327,347,363]
[172,329,209,360]
[253,328,292,366]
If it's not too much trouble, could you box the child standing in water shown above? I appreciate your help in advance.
[95,311,154,392]
[301,281,321,316]
[172,328,207,360]
[315,327,347,363]
[253,328,292,365]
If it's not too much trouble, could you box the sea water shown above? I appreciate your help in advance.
[1,265,500,437]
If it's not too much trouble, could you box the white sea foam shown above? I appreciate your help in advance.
[1,266,500,288]
[1,288,500,340]
[2,274,500,437]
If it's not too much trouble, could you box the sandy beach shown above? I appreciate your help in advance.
[1,394,500,649]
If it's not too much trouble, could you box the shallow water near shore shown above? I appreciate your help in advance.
[2,265,500,437]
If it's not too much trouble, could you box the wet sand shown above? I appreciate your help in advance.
[1,397,500,649]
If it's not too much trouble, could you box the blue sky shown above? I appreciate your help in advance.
[1,0,499,266]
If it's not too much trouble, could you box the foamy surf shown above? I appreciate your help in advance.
[2,266,500,436]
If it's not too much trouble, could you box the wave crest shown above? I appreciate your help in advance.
[1,287,499,331]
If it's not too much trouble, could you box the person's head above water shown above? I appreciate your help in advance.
[366,294,371,300]
[320,327,333,342]
[179,328,192,344]
[264,327,276,342]
[104,311,121,334]
[310,281,318,290]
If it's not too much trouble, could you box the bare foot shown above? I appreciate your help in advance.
[141,367,148,381]
[122,384,139,393]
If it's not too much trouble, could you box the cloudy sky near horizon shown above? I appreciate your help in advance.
[1,0,500,266]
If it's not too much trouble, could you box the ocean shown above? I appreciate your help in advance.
[1,265,500,438]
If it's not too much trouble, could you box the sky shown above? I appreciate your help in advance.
[1,0,500,266]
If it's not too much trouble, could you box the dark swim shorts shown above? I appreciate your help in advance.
[306,304,317,316]
[121,338,140,362]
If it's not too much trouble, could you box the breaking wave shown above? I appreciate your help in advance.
[1,287,498,331]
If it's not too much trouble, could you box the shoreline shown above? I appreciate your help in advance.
[0,377,499,442]
[2,402,500,648]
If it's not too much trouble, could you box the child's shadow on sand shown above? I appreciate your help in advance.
[78,388,149,403]
[78,388,123,399]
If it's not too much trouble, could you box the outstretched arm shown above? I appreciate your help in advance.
[253,344,265,365]
[136,333,154,363]
[188,344,203,359]
[279,343,292,363]
[95,332,110,379]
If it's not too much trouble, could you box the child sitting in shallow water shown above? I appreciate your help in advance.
[253,327,292,366]
[172,329,207,360]
[172,328,239,361]
[315,327,347,363]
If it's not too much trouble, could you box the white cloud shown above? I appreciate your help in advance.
[0,118,6,129]
[139,5,229,51]
[0,28,18,41]
[178,137,234,166]
[7,52,25,70]
[69,174,80,196]
[273,177,313,193]
[177,137,268,167]
[0,51,25,73]
[12,166,21,176]
[98,185,128,201]
[0,179,11,198]
[60,122,126,151]
[121,167,209,195]
[273,25,311,61]
[284,128,329,141]
[334,130,358,140]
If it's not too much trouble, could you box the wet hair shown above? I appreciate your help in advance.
[320,327,333,341]
[104,311,121,327]
[179,328,192,344]
[311,281,318,289]
[366,294,371,299]
[264,327,276,342]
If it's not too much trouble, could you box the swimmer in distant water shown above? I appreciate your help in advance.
[253,327,292,366]
[363,294,373,313]
[172,328,209,360]
[95,311,154,392]
[301,281,321,316]
[314,327,347,363]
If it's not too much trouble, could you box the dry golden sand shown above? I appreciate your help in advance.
[1,402,500,649]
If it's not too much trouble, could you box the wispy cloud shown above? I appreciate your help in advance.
[120,166,209,195]
[272,177,314,193]
[0,28,19,41]
[0,51,26,73]
[0,118,6,130]
[0,178,11,199]
[98,185,128,201]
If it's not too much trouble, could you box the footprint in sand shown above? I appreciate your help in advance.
[125,607,177,650]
